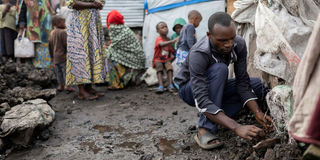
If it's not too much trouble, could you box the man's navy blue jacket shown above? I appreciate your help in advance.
[174,35,257,115]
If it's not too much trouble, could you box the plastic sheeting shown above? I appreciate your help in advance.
[143,0,225,67]
[146,0,182,9]
[266,85,294,132]
[232,0,320,83]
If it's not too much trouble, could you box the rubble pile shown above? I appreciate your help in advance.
[0,62,57,151]
[0,62,57,107]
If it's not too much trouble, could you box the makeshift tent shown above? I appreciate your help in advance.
[143,0,225,67]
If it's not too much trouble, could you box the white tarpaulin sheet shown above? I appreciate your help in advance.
[143,0,225,67]
[232,0,320,83]
[147,0,182,9]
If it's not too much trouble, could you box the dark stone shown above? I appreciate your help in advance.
[39,129,50,141]
[172,111,178,115]
[188,125,196,131]
[4,63,16,74]
[0,103,10,115]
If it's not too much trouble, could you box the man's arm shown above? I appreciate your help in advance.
[234,38,273,129]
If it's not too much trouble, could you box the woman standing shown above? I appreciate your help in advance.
[66,0,106,100]
[17,0,55,67]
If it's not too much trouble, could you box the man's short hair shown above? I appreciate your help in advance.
[208,12,233,34]
[51,15,64,27]
[188,10,201,19]
[156,21,166,30]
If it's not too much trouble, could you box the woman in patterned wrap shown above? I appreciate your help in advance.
[66,0,106,100]
[106,10,145,89]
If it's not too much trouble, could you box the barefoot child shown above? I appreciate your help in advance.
[48,15,74,92]
[153,21,177,93]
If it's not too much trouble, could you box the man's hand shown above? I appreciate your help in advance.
[234,125,262,140]
[255,112,273,131]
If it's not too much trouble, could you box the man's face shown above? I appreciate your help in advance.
[157,23,168,36]
[208,22,236,55]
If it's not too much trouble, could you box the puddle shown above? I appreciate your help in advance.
[80,141,102,154]
[117,142,141,149]
[93,125,125,134]
[158,138,178,156]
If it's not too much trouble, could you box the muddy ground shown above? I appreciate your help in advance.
[5,84,302,160]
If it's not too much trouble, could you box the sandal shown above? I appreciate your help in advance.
[168,84,177,93]
[155,86,164,94]
[194,132,223,150]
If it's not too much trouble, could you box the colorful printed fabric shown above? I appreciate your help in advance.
[66,0,107,86]
[175,48,188,66]
[32,43,52,68]
[18,0,54,43]
[106,61,134,89]
[107,24,145,70]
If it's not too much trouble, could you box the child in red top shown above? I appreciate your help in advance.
[153,21,178,93]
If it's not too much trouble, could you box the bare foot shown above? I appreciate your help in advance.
[64,86,75,92]
[57,85,64,92]
[85,85,104,97]
[78,85,98,100]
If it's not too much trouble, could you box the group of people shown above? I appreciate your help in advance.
[53,1,145,100]
[1,0,275,151]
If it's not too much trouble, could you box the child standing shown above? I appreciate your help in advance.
[0,0,17,62]
[48,15,74,92]
[176,10,202,65]
[153,21,177,93]
[171,18,186,51]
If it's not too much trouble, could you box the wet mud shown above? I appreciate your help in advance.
[5,86,302,160]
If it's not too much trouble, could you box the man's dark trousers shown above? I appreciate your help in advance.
[178,63,264,134]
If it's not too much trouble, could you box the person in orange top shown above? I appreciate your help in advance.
[153,21,177,93]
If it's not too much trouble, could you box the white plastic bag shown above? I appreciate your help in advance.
[14,30,34,58]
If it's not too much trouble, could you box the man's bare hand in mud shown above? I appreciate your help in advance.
[234,125,262,140]
[255,112,273,132]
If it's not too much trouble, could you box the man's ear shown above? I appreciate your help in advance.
[206,32,211,37]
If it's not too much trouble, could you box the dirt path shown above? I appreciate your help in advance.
[6,86,301,160]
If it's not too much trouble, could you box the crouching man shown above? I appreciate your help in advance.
[174,12,273,149]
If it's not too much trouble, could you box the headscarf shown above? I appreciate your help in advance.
[106,10,124,28]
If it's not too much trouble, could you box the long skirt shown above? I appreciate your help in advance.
[66,9,106,86]
[106,61,134,89]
